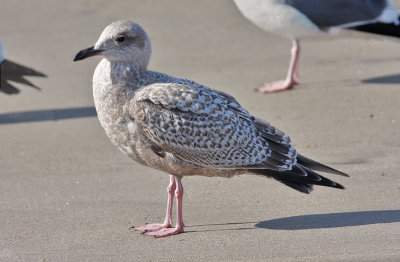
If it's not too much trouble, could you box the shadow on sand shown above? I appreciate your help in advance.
[0,106,97,124]
[362,73,400,84]
[0,59,47,94]
[185,210,400,233]
[256,210,400,230]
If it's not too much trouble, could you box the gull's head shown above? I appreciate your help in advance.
[73,20,151,67]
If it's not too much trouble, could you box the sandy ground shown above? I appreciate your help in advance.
[1,0,400,261]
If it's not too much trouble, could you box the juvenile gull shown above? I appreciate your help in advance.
[74,20,348,238]
[233,0,400,93]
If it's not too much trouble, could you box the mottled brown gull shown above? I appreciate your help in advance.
[73,20,348,238]
[233,0,400,93]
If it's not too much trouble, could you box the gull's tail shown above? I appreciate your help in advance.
[296,154,349,177]
[351,19,400,38]
[250,156,348,194]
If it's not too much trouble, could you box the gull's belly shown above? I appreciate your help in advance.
[97,106,246,178]
[234,0,320,39]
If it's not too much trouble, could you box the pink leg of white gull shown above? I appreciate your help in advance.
[257,39,300,93]
[133,175,185,238]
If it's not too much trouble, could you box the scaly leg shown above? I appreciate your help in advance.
[146,176,184,237]
[257,39,300,93]
[291,39,300,85]
[132,175,176,232]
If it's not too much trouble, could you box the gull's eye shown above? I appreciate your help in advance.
[116,35,126,43]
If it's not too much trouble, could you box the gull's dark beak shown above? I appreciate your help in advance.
[73,46,103,62]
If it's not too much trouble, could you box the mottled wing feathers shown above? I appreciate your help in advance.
[132,83,268,168]
[134,82,251,118]
[132,83,296,170]
[254,118,298,170]
[150,143,166,158]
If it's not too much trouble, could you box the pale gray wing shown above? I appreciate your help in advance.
[131,83,296,170]
[286,0,388,28]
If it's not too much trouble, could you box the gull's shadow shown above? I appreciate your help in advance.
[256,210,400,230]
[362,73,400,84]
[0,59,47,94]
[0,106,97,124]
[184,221,257,233]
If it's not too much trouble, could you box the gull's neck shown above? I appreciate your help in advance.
[109,60,148,86]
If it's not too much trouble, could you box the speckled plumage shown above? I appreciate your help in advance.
[84,20,347,185]
[93,58,299,178]
[75,20,348,237]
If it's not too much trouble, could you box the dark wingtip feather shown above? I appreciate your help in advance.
[333,182,345,190]
[251,166,345,193]
[279,180,313,194]
[350,21,400,38]
[297,154,349,177]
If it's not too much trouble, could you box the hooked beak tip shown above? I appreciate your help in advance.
[73,46,103,62]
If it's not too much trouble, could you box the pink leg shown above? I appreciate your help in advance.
[291,40,300,85]
[132,175,176,232]
[146,177,184,238]
[257,39,301,93]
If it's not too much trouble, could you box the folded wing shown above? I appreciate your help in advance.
[286,0,389,28]
[131,83,297,170]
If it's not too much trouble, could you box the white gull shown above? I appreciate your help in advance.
[233,0,400,92]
